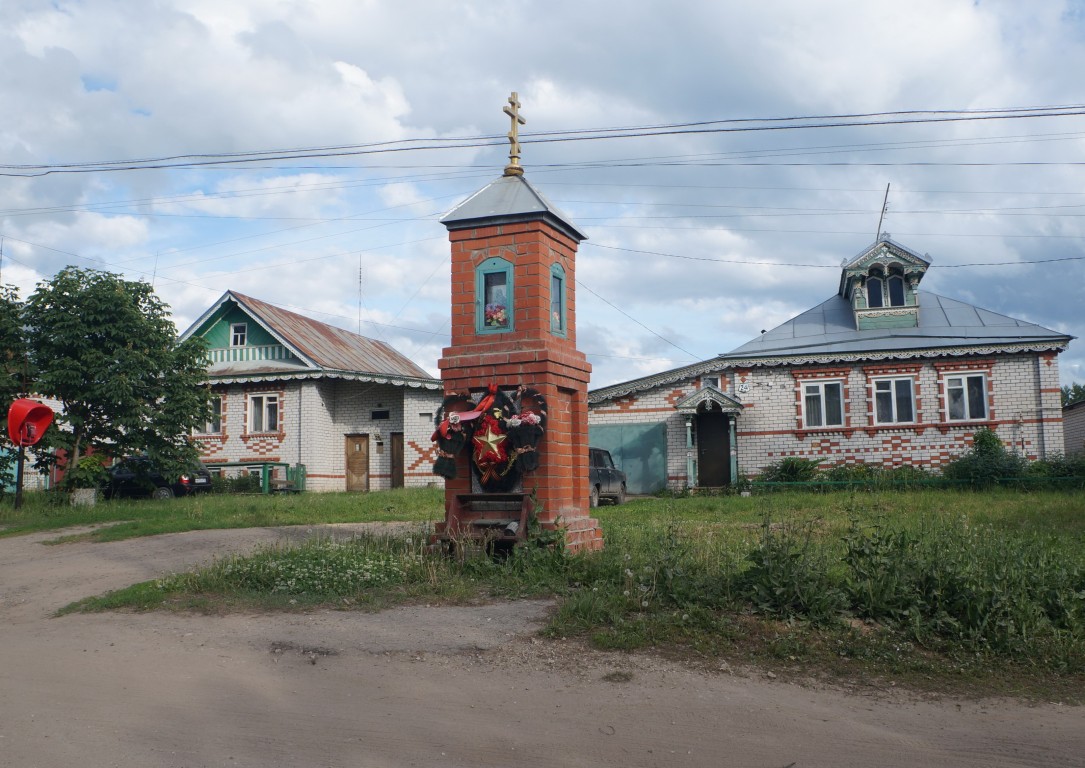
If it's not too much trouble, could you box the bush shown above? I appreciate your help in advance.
[823,462,880,483]
[758,457,821,483]
[209,473,263,494]
[1027,453,1085,478]
[66,454,110,490]
[741,517,845,624]
[939,428,1028,487]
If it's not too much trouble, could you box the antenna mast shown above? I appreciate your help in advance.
[875,182,891,241]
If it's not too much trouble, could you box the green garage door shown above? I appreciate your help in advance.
[589,422,668,495]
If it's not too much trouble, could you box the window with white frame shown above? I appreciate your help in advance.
[945,373,987,421]
[199,395,223,434]
[231,323,247,347]
[703,375,720,389]
[873,378,915,424]
[803,381,844,428]
[248,393,279,433]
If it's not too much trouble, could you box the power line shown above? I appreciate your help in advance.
[5,105,1085,177]
[585,242,1085,267]
[575,278,703,361]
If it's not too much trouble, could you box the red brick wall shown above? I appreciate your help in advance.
[440,217,602,551]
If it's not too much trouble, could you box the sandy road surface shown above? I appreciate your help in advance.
[1,525,1082,768]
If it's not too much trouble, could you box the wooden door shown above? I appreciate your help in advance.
[696,412,731,487]
[390,432,404,489]
[345,434,370,492]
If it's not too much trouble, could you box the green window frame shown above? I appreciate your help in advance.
[475,257,514,334]
[550,263,567,336]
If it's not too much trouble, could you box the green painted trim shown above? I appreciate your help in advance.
[549,262,567,337]
[475,256,514,334]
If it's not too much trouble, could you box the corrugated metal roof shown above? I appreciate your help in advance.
[589,292,1072,403]
[726,292,1070,359]
[227,292,436,381]
[440,173,587,242]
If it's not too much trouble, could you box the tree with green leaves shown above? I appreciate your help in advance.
[23,267,211,482]
[0,284,30,482]
[1062,382,1085,407]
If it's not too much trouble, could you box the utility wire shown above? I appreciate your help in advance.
[585,242,1085,267]
[575,278,702,361]
[5,105,1085,177]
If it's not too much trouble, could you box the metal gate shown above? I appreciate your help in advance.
[588,421,667,495]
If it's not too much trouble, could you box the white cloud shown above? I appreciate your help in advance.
[1,0,1082,390]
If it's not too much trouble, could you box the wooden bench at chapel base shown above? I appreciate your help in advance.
[445,493,533,542]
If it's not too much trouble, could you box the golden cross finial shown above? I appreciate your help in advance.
[503,91,526,176]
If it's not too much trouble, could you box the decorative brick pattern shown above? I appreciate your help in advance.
[590,353,1066,488]
[198,380,444,493]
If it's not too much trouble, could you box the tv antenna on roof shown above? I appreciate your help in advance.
[875,182,890,241]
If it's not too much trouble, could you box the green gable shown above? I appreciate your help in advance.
[193,302,300,366]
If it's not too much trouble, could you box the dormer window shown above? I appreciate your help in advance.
[886,266,906,306]
[842,241,929,331]
[865,266,906,309]
[867,271,884,307]
[231,323,247,347]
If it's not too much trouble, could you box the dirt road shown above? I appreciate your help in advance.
[1,526,1081,768]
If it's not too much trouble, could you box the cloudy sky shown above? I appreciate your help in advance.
[3,0,1084,390]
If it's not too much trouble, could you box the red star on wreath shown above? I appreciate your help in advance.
[472,412,509,483]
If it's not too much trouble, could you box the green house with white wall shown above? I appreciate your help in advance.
[180,291,444,492]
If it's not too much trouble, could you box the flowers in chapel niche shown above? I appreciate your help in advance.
[485,303,508,328]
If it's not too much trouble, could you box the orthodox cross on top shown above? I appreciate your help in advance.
[503,91,526,176]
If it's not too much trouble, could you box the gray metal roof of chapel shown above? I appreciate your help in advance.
[440,173,587,242]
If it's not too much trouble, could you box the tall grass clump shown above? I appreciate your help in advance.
[740,517,846,624]
[843,515,1085,669]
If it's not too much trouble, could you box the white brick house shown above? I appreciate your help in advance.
[179,291,443,492]
[588,239,1072,492]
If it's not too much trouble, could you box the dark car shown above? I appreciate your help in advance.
[588,447,627,507]
[102,457,213,500]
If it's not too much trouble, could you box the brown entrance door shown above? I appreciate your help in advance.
[390,432,404,488]
[696,411,731,486]
[345,434,370,492]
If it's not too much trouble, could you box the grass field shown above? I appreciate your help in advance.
[8,486,1084,700]
[0,486,443,541]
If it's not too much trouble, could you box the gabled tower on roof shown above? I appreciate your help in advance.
[839,237,930,331]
